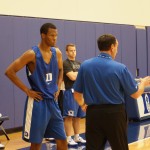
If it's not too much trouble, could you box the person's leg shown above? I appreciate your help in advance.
[55,139,68,150]
[23,97,48,144]
[73,117,86,144]
[106,109,129,150]
[64,116,78,145]
[44,100,69,147]
[72,117,80,135]
[63,90,78,145]
[64,116,73,136]
[73,106,86,144]
[30,143,41,150]
[86,106,107,150]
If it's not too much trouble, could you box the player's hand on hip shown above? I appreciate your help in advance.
[54,89,60,100]
[81,104,87,112]
[26,89,43,102]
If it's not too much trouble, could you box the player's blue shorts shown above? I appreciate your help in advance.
[23,97,66,143]
[63,89,85,118]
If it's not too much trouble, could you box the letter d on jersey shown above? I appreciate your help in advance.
[46,73,52,84]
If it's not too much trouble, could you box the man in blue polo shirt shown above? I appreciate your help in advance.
[73,34,150,150]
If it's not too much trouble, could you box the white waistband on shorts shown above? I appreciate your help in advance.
[71,88,74,93]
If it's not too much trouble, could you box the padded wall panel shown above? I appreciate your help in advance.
[1,15,148,129]
[120,25,136,77]
[136,28,147,77]
[85,23,96,59]
[75,22,96,62]
[26,17,41,48]
[75,22,87,62]
[104,24,122,62]
[147,27,150,75]
[64,21,76,60]
[13,17,29,127]
[95,23,105,56]
[0,16,15,128]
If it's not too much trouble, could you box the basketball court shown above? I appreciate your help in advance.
[16,118,150,150]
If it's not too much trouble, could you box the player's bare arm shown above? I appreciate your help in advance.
[5,50,43,101]
[54,48,63,99]
[66,71,78,81]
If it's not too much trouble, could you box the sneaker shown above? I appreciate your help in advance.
[78,145,86,150]
[67,138,78,146]
[68,148,77,150]
[45,138,55,141]
[0,143,5,149]
[74,136,86,144]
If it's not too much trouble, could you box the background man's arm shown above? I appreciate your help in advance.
[66,71,78,81]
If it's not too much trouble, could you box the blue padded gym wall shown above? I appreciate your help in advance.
[104,24,121,62]
[95,23,105,56]
[83,22,96,60]
[136,28,147,77]
[76,22,96,62]
[13,17,29,127]
[147,27,150,75]
[0,15,149,129]
[64,20,76,60]
[0,16,14,128]
[120,25,136,77]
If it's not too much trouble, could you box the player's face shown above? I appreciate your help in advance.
[43,28,58,47]
[66,46,76,60]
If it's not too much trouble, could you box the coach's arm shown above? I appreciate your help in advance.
[131,76,150,99]
[74,92,87,112]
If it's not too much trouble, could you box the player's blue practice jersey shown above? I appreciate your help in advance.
[26,46,58,99]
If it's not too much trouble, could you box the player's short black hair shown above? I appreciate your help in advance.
[40,23,57,34]
[97,34,116,51]
[66,43,76,51]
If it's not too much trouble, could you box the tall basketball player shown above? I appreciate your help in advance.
[5,23,68,150]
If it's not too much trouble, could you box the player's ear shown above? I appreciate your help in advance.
[110,44,114,53]
[41,33,46,39]
[66,50,68,55]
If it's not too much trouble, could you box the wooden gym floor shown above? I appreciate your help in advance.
[0,118,150,150]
